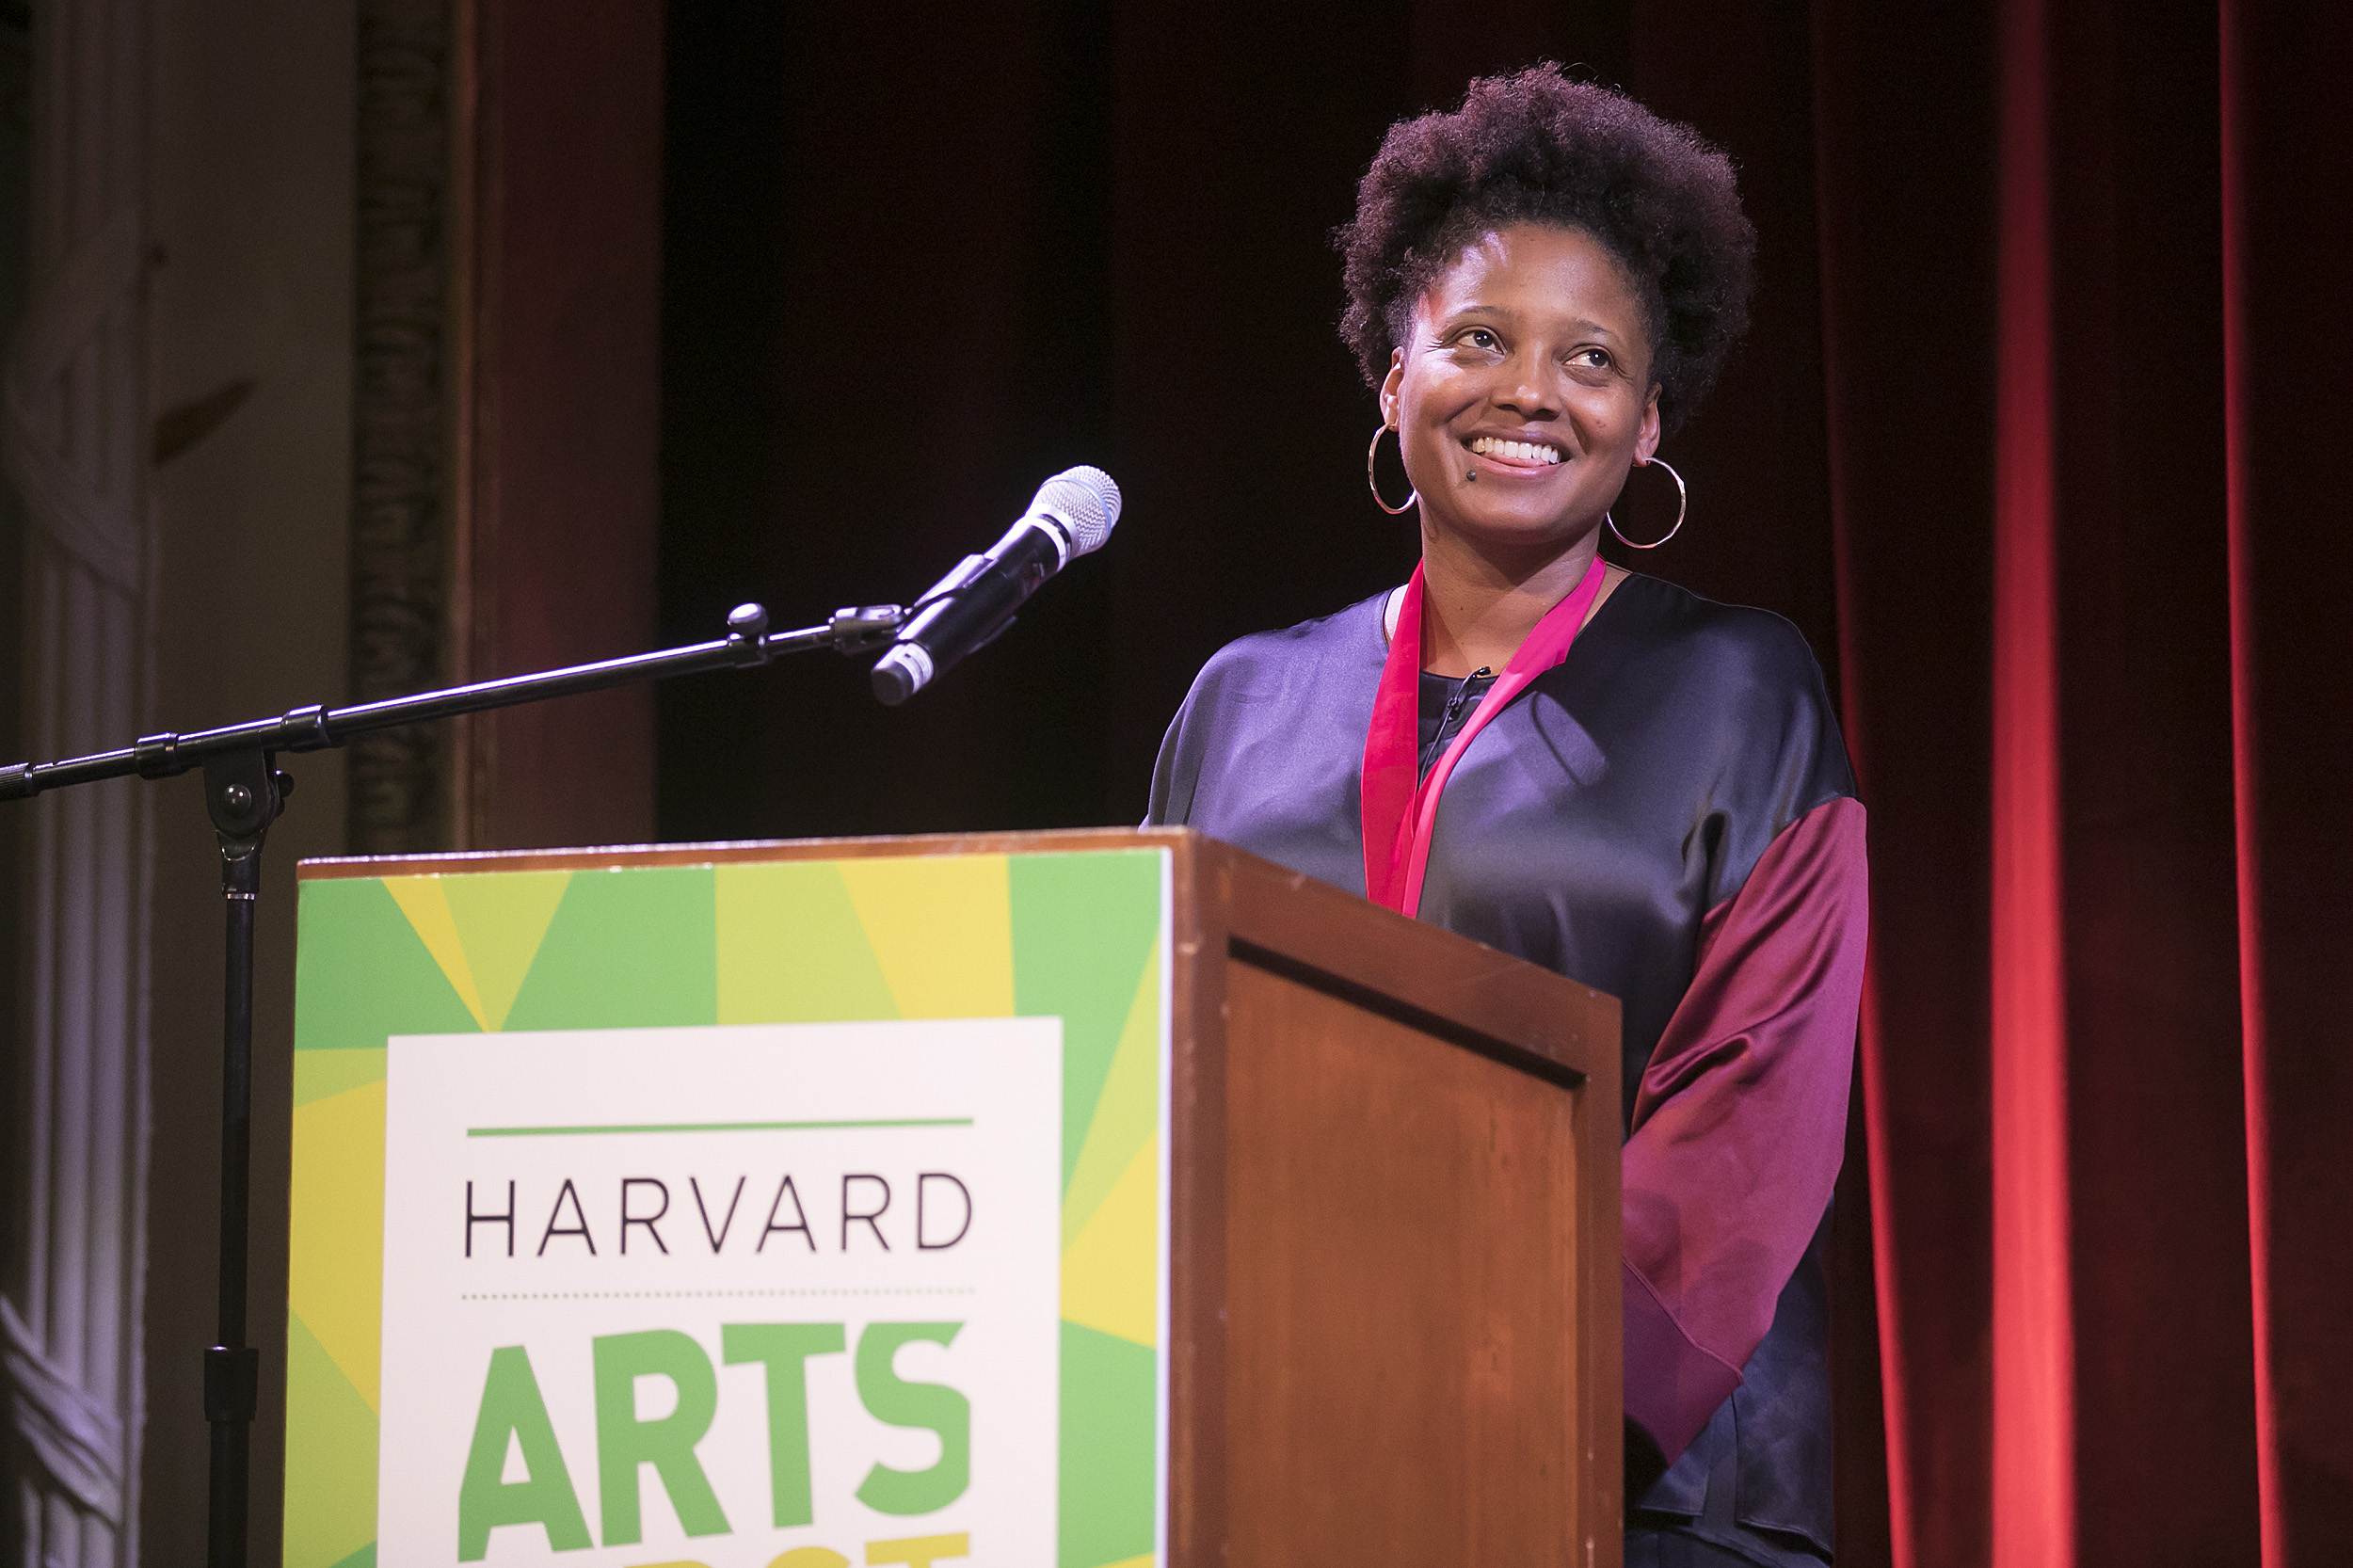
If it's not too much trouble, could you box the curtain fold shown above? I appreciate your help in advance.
[2222,3,2353,1560]
[1986,0,2075,1552]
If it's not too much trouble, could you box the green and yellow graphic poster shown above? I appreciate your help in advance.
[285,847,1170,1568]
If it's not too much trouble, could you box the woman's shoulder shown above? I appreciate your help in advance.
[1584,573,1855,812]
[1595,572,1832,699]
[1148,592,1388,828]
[1183,591,1388,699]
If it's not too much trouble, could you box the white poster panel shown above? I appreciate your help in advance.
[377,1018,1064,1567]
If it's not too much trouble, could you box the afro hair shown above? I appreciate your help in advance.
[1337,67,1756,435]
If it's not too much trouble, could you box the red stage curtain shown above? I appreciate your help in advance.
[1814,0,2349,1561]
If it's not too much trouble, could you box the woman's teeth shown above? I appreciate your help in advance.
[1469,436,1564,465]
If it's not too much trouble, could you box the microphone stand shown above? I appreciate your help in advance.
[0,599,904,1568]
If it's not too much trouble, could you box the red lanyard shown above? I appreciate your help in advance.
[1360,553,1609,917]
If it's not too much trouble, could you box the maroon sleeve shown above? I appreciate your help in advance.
[1621,795,1869,1462]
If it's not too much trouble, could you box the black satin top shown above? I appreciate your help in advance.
[1146,573,1857,1563]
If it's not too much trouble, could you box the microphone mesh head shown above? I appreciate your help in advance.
[1032,465,1121,557]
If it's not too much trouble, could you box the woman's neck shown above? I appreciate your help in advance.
[1412,520,1622,676]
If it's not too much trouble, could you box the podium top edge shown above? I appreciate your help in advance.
[296,825,1194,880]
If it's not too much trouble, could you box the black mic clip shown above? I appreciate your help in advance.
[824,604,906,656]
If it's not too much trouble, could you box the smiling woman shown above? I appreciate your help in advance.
[1381,223,1666,676]
[1146,67,1868,1568]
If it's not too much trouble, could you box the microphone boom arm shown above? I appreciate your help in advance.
[0,600,904,800]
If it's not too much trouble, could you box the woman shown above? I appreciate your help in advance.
[1145,69,1867,1568]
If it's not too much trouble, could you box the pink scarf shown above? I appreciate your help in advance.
[1360,553,1609,916]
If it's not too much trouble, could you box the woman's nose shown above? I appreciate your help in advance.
[1496,358,1561,420]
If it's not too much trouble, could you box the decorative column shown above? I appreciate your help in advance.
[1,0,156,1563]
[350,0,458,855]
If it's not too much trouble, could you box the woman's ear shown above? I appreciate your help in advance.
[1636,384,1663,464]
[1379,347,1407,427]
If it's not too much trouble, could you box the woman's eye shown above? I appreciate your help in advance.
[1463,328,1499,350]
[1572,347,1613,370]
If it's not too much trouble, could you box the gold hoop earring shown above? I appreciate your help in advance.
[1606,456,1687,550]
[1367,424,1418,515]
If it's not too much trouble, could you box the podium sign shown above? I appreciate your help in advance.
[287,847,1173,1568]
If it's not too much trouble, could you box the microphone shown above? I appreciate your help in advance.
[871,465,1121,705]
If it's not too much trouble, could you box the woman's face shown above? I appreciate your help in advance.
[1381,223,1660,560]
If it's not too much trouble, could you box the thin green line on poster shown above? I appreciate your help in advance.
[465,1117,974,1138]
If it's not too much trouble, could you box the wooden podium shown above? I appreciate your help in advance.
[1127,828,1625,1566]
[285,825,1621,1568]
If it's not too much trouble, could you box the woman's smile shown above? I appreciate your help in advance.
[1464,431,1569,471]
